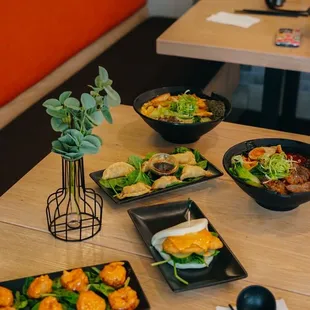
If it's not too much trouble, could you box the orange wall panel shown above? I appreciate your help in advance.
[0,0,146,107]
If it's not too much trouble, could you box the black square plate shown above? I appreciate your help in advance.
[127,201,248,292]
[90,153,223,205]
[0,261,150,309]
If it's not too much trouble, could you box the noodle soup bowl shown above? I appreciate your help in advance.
[133,86,231,144]
[223,138,310,212]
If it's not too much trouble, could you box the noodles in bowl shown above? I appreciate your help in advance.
[140,91,225,124]
[133,86,232,144]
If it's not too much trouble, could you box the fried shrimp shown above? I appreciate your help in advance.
[76,291,106,310]
[61,268,89,292]
[0,286,14,307]
[39,296,62,310]
[100,262,126,288]
[27,275,53,299]
[108,286,139,310]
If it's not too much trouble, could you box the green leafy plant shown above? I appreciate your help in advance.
[43,66,120,160]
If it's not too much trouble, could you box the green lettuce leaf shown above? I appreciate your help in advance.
[171,253,206,265]
[197,160,208,169]
[172,147,191,154]
[128,155,143,169]
[99,177,127,192]
[90,283,115,297]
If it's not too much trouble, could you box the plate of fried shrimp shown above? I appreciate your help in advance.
[0,261,150,310]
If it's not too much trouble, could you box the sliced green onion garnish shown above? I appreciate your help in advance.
[173,261,189,285]
[151,259,170,267]
[260,152,292,180]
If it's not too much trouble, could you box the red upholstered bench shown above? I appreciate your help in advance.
[0,14,240,195]
[0,0,146,116]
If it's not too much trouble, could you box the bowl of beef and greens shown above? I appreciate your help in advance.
[133,86,231,144]
[223,138,310,211]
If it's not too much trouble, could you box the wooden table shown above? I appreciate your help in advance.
[1,105,310,309]
[157,0,310,130]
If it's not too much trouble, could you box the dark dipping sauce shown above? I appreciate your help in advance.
[153,162,175,173]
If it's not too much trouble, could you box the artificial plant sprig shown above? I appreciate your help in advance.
[43,66,121,160]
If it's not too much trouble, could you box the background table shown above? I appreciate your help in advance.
[0,105,309,309]
[157,0,310,131]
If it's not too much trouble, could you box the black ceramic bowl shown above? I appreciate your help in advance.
[223,138,310,212]
[236,285,276,310]
[133,86,231,144]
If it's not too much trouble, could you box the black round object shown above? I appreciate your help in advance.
[223,138,310,212]
[236,285,276,310]
[133,86,231,144]
[265,0,285,9]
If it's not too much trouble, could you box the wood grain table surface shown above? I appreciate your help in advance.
[1,105,309,309]
[157,0,310,72]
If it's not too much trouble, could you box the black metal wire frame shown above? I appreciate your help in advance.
[46,157,103,242]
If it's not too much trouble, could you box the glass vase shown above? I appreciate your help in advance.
[67,159,82,228]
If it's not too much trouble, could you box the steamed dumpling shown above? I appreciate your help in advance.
[102,162,135,180]
[172,151,196,165]
[180,165,210,180]
[142,160,150,173]
[151,176,181,190]
[117,182,151,199]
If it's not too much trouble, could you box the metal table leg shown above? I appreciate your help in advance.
[281,70,301,133]
[260,68,284,129]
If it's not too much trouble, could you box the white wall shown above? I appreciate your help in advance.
[147,0,193,18]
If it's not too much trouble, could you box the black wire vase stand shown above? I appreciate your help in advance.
[46,157,103,241]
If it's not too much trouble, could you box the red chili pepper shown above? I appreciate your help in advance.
[286,153,307,165]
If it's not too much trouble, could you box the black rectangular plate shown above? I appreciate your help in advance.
[90,154,223,205]
[0,261,150,310]
[127,201,248,293]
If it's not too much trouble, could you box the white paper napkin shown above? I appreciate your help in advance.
[216,299,289,310]
[206,11,260,28]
